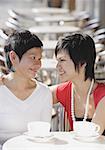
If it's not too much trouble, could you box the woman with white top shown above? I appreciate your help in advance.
[0,29,52,147]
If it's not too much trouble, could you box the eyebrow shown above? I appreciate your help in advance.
[57,55,66,59]
[26,51,42,55]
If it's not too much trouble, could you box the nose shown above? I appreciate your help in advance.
[34,60,41,68]
[56,61,60,69]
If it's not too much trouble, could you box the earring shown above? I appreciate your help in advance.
[84,64,86,67]
[11,66,16,72]
[83,63,86,67]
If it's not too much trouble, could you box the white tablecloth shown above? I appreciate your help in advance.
[2,132,105,150]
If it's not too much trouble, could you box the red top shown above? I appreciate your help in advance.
[56,81,105,130]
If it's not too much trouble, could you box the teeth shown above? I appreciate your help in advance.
[59,72,64,75]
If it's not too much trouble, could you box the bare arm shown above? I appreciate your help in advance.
[92,97,105,135]
[0,75,4,85]
[49,84,59,104]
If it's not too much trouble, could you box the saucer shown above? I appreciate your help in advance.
[24,131,52,137]
[74,132,100,137]
[23,132,54,142]
[73,133,100,142]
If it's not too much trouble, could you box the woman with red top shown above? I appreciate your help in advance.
[51,32,105,135]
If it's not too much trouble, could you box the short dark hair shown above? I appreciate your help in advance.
[55,32,96,81]
[4,29,43,71]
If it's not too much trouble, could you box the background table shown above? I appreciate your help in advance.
[34,15,77,23]
[32,8,69,15]
[2,132,105,150]
[29,25,80,34]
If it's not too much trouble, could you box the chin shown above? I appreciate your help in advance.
[31,72,37,78]
[59,77,70,83]
[28,74,36,79]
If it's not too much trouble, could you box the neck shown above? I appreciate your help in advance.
[71,79,94,121]
[73,79,94,99]
[5,73,36,90]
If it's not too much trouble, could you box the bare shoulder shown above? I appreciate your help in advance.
[92,97,105,124]
[94,95,105,109]
[49,84,58,92]
[99,96,105,106]
[92,96,105,134]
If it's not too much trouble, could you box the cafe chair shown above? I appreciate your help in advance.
[86,18,100,27]
[77,12,90,29]
[51,103,70,131]
[8,9,34,21]
[94,34,105,45]
[94,28,105,37]
[7,17,22,28]
[95,43,105,53]
[84,23,100,37]
[85,23,100,31]
[0,55,8,75]
[0,29,8,40]
[5,19,23,30]
[8,9,35,28]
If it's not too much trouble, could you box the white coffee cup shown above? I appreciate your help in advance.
[73,121,100,137]
[27,121,50,137]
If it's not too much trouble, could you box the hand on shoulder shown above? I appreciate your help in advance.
[0,75,6,86]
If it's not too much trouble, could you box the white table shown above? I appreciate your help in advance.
[2,132,105,150]
[34,15,77,23]
[32,8,69,15]
[29,25,80,34]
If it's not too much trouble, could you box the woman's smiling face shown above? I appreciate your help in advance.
[14,47,42,79]
[56,50,76,82]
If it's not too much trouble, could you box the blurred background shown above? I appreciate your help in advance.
[0,0,105,26]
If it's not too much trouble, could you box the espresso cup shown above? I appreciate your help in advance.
[27,121,50,137]
[73,121,100,137]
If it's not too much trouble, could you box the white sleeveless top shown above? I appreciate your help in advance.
[0,81,52,145]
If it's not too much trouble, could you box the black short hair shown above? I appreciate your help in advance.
[4,29,43,71]
[55,32,96,81]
